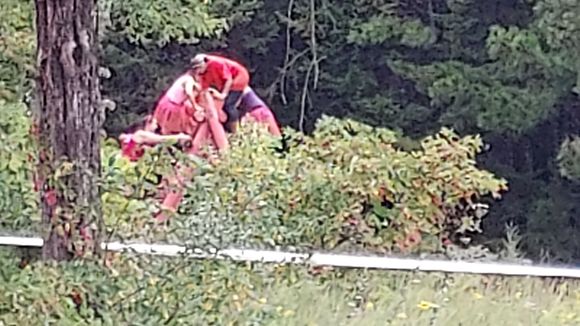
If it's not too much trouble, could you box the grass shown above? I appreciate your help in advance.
[1,248,580,325]
[256,271,580,325]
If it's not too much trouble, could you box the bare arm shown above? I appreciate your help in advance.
[133,130,190,145]
[184,76,203,113]
[207,87,221,99]
[216,61,233,100]
[220,77,233,100]
[202,91,219,120]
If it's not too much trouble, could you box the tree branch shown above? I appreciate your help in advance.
[310,0,320,89]
[280,0,295,105]
[266,49,308,102]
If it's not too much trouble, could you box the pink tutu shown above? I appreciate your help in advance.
[245,106,282,136]
[153,97,198,136]
[247,106,275,123]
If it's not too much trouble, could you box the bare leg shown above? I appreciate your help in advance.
[204,92,230,151]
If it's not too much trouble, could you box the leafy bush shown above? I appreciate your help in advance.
[100,116,507,254]
[0,249,287,325]
[0,89,506,256]
[0,0,34,101]
[0,101,39,232]
[557,136,580,183]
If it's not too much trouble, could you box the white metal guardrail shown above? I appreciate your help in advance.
[2,235,580,279]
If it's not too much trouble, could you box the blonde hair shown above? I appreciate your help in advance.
[190,53,207,69]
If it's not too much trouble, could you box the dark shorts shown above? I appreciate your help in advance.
[223,90,244,124]
[238,89,268,117]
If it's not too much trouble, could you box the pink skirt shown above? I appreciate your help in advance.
[153,97,198,136]
[247,106,275,123]
[246,106,282,136]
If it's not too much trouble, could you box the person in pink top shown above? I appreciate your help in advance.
[153,72,229,153]
[118,115,191,162]
[155,87,231,222]
[150,70,198,223]
[153,69,205,137]
[153,75,230,223]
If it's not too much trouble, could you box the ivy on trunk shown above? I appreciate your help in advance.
[34,0,103,260]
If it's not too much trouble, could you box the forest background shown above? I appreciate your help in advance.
[2,0,580,263]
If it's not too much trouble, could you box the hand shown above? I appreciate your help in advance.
[193,108,205,122]
[209,89,226,100]
[207,88,219,97]
[176,133,191,141]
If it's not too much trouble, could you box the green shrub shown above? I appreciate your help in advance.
[101,116,507,254]
[0,101,39,231]
[557,136,580,183]
[0,101,507,254]
[0,0,34,100]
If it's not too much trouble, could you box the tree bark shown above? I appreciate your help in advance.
[34,0,103,260]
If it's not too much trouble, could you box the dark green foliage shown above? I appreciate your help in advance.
[3,0,580,261]
[558,136,580,183]
[99,0,580,262]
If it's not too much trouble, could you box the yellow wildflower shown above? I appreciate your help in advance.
[417,300,440,310]
[276,306,284,313]
[258,297,267,304]
[148,277,159,286]
[161,292,169,303]
[365,302,375,310]
[472,292,483,300]
[283,310,295,317]
[232,294,239,301]
[564,313,577,321]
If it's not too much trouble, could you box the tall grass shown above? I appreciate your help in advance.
[255,271,580,325]
[1,248,579,325]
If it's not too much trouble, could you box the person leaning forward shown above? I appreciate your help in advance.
[190,53,250,132]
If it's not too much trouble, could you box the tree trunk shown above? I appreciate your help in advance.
[34,0,103,260]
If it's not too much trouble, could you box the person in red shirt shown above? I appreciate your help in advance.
[189,53,250,132]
